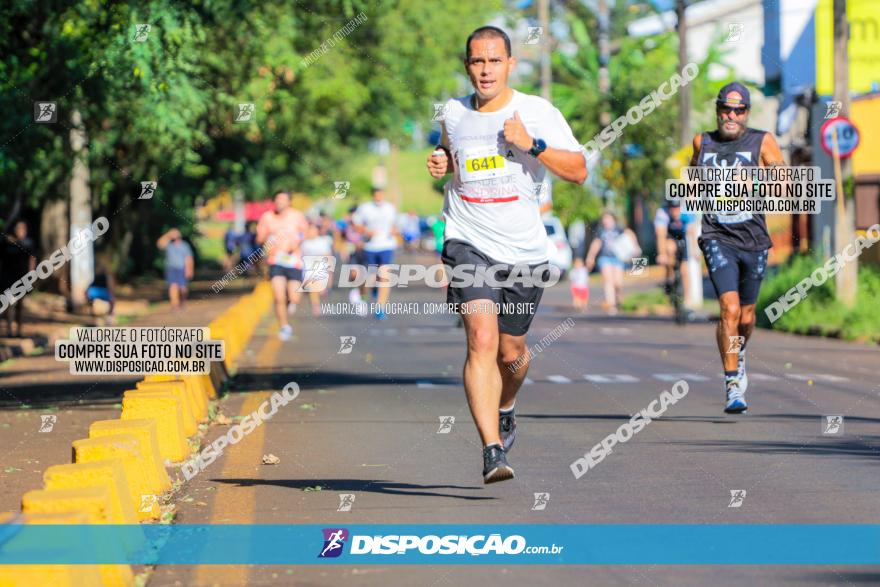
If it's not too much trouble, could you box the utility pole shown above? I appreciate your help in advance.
[676,0,691,148]
[597,0,610,128]
[539,0,551,101]
[68,109,93,310]
[676,0,702,310]
[833,0,856,306]
[538,0,553,211]
[597,0,614,212]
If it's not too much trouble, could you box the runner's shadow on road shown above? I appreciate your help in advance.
[0,379,139,409]
[671,437,880,460]
[651,416,737,424]
[212,478,494,500]
[793,570,880,584]
[523,413,733,424]
[229,370,460,393]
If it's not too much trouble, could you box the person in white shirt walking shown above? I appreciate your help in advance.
[426,25,587,484]
[353,188,398,320]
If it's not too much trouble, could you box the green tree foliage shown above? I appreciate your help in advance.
[0,0,499,278]
[549,10,728,225]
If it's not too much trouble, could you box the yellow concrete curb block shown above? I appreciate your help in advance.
[120,394,189,463]
[188,373,217,400]
[21,487,111,522]
[199,373,218,399]
[143,374,210,418]
[178,376,208,420]
[72,435,159,521]
[88,419,171,493]
[0,512,134,587]
[1,282,281,585]
[16,493,142,583]
[211,325,238,371]
[42,461,138,525]
[0,563,105,587]
[133,383,198,435]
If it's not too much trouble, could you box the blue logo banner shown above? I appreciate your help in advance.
[1,525,879,565]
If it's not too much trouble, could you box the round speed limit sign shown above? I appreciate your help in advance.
[820,116,860,159]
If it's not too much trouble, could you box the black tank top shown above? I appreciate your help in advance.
[696,128,772,251]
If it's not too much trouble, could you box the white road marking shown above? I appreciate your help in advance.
[653,373,709,382]
[744,373,780,381]
[600,327,631,335]
[406,327,440,335]
[547,375,572,384]
[583,374,640,383]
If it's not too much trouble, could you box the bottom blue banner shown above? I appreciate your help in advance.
[0,524,879,565]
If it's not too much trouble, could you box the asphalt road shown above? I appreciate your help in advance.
[150,273,880,587]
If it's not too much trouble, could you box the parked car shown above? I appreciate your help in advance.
[544,216,573,279]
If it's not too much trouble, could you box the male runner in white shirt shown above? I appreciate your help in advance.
[353,188,398,320]
[426,25,587,483]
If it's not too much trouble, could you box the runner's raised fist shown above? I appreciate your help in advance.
[503,111,532,151]
[426,147,449,179]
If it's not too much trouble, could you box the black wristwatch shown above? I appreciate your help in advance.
[528,138,547,157]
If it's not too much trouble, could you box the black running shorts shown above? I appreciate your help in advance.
[699,238,769,305]
[441,239,546,336]
[268,265,304,281]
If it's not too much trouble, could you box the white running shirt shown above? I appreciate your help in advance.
[441,90,583,265]
[354,200,397,252]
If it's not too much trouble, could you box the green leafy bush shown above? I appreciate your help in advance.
[757,255,880,343]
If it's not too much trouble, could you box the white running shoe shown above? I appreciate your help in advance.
[278,324,293,341]
[348,289,362,305]
[355,301,369,317]
[724,380,747,414]
[737,350,748,393]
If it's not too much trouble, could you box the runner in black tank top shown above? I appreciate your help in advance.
[697,128,772,251]
[690,82,785,415]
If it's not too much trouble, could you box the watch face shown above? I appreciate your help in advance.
[531,139,546,155]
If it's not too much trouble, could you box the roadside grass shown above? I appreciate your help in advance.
[620,289,667,313]
[195,220,228,267]
[757,255,880,343]
[339,148,444,216]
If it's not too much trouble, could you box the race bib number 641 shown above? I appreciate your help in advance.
[459,145,511,183]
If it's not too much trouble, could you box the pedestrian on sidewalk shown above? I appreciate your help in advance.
[238,221,260,275]
[157,228,194,312]
[86,262,116,325]
[223,223,240,272]
[0,221,36,337]
[585,211,640,316]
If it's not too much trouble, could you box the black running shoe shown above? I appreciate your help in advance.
[499,409,517,452]
[482,444,515,484]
